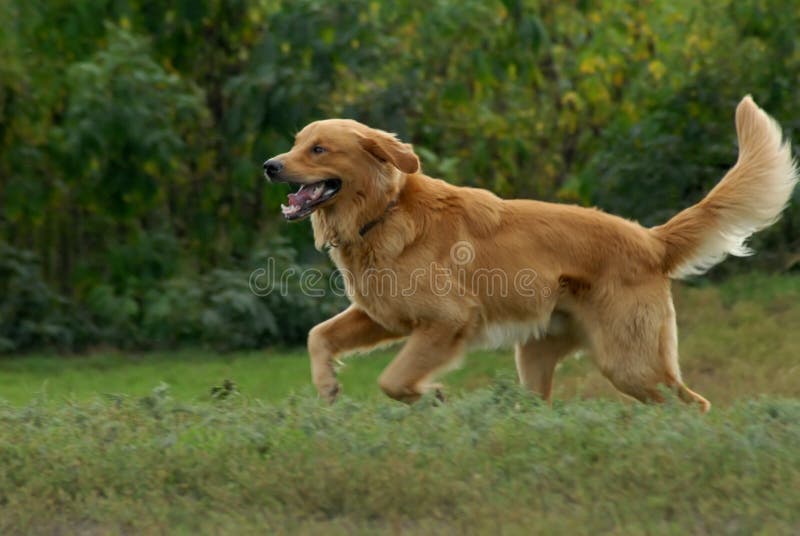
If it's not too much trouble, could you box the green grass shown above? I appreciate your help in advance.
[1,387,798,534]
[1,273,799,534]
[0,348,528,406]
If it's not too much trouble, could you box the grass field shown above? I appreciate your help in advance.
[1,274,799,534]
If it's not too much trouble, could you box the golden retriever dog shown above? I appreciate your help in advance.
[264,96,797,411]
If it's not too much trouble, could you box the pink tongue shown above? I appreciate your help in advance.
[287,188,314,207]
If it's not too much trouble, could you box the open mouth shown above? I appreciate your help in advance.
[280,178,342,220]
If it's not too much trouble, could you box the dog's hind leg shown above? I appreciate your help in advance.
[657,305,711,412]
[378,324,468,403]
[586,288,711,412]
[515,330,580,403]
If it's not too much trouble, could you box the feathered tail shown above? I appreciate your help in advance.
[652,96,798,278]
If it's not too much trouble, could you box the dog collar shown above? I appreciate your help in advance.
[359,198,398,237]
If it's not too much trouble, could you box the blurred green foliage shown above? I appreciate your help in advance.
[1,0,799,352]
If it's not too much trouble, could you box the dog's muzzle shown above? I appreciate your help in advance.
[263,159,284,181]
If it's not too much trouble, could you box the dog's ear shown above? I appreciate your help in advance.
[357,130,420,174]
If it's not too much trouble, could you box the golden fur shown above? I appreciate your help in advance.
[266,96,797,411]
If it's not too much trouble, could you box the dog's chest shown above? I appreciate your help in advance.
[328,247,418,330]
[330,249,392,298]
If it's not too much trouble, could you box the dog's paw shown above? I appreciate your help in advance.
[318,382,340,404]
[418,382,446,404]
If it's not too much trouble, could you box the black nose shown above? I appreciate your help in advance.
[263,159,283,179]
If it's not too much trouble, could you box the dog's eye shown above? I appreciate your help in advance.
[311,145,326,154]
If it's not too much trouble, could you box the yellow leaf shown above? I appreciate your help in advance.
[561,91,582,109]
[579,55,604,75]
[247,8,261,24]
[648,60,666,81]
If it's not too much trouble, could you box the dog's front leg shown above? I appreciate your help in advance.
[307,305,400,403]
[378,323,468,403]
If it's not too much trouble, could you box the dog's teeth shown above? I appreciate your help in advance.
[281,203,300,215]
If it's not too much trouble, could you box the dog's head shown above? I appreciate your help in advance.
[263,119,419,221]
